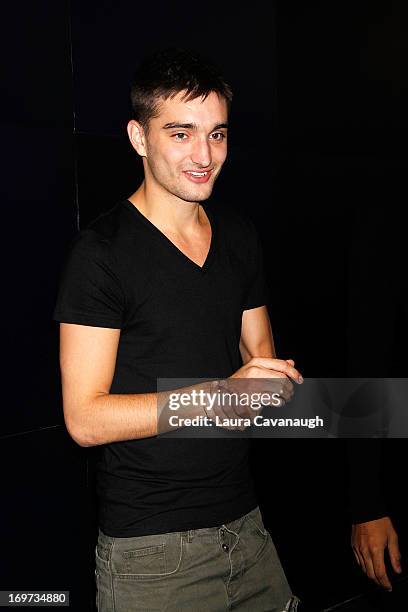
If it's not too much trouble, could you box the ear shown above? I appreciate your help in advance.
[127,120,148,157]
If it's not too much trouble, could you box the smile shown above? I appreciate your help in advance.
[183,170,212,183]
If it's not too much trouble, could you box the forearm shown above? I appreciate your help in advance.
[70,380,215,447]
[239,336,275,364]
[239,306,276,364]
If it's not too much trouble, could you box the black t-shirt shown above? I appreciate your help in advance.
[53,198,267,536]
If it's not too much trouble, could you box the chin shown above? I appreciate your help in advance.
[176,187,213,203]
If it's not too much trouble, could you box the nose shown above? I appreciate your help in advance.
[191,136,212,168]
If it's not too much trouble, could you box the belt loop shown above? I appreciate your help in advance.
[187,529,194,543]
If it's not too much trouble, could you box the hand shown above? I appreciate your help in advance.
[351,516,402,592]
[204,357,303,430]
[230,356,303,403]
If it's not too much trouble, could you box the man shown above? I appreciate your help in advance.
[53,47,302,611]
[347,439,402,592]
[346,209,403,594]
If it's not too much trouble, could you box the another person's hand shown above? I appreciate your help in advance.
[351,516,402,592]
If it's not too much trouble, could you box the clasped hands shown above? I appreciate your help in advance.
[203,357,304,431]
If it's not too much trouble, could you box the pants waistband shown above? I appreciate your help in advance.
[98,505,260,543]
[186,505,258,542]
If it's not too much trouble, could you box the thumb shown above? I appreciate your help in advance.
[286,359,295,366]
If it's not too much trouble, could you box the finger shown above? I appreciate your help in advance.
[273,380,289,402]
[373,552,392,591]
[280,389,292,403]
[228,396,258,422]
[209,396,234,422]
[215,382,246,420]
[274,392,286,408]
[275,363,302,384]
[251,358,303,384]
[388,539,402,574]
[279,380,294,403]
[352,547,361,567]
[283,379,294,395]
[286,359,295,366]
[362,553,382,588]
[233,402,253,419]
[354,547,367,575]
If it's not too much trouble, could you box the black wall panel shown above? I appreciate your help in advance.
[2,1,407,610]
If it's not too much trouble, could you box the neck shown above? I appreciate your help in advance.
[127,181,207,236]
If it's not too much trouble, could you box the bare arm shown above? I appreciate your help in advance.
[60,317,303,447]
[59,323,211,447]
[237,306,301,406]
[239,306,276,363]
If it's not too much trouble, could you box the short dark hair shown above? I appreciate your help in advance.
[129,47,233,136]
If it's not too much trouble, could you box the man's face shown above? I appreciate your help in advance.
[139,90,228,203]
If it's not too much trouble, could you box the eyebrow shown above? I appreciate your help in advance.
[162,122,228,131]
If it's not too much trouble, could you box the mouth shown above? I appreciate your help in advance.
[182,169,213,183]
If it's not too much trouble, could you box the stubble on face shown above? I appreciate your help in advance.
[142,91,228,205]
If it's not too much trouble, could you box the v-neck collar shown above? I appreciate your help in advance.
[122,199,216,273]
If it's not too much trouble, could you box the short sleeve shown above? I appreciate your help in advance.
[52,229,125,328]
[242,220,268,311]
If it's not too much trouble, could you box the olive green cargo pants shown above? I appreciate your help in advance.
[95,506,300,611]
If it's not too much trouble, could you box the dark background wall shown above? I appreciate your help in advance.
[1,1,407,610]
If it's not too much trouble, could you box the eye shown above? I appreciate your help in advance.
[173,133,188,141]
[211,132,226,141]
